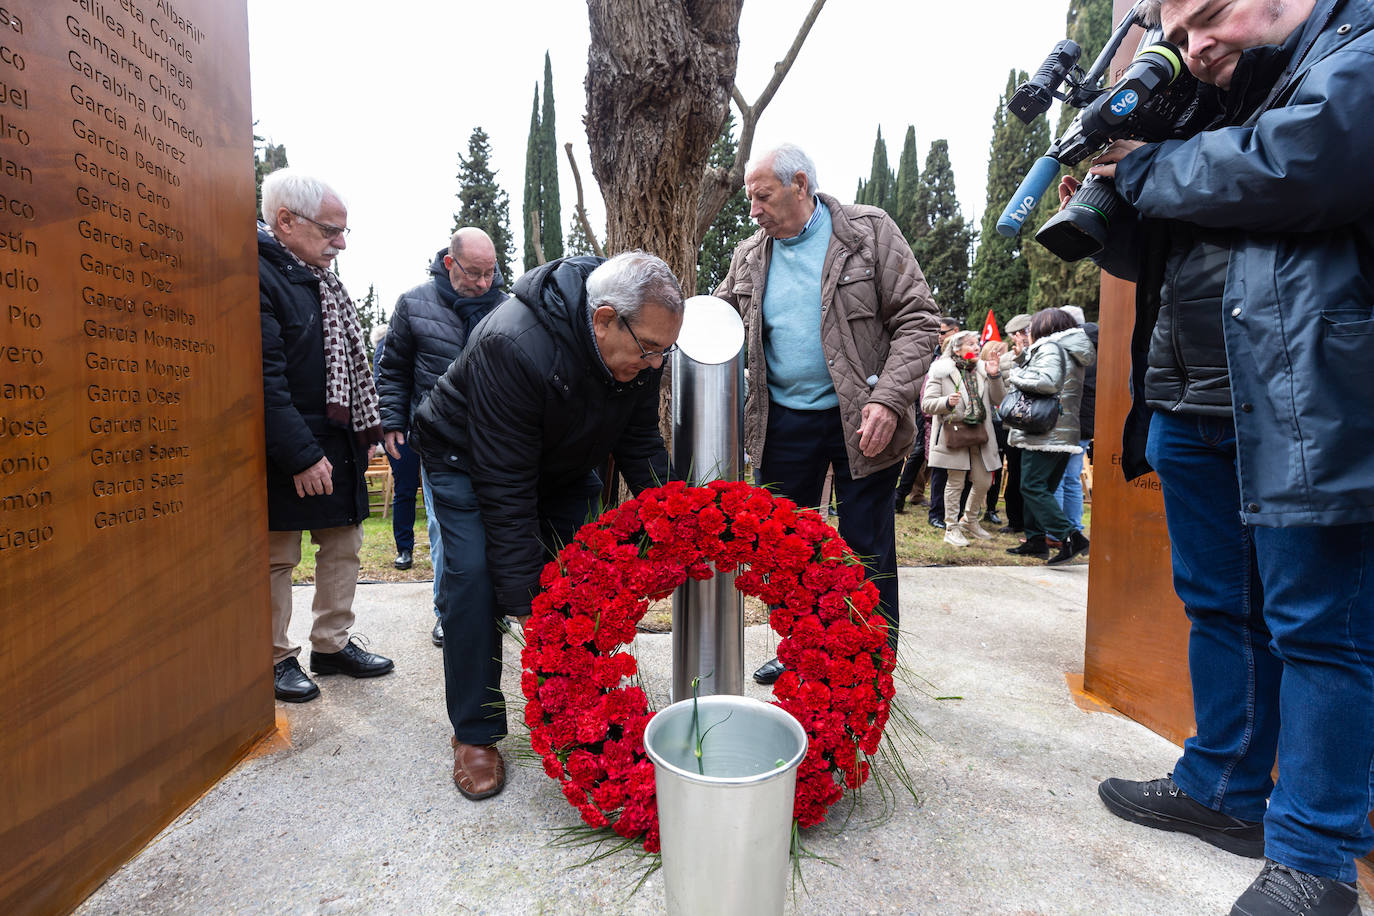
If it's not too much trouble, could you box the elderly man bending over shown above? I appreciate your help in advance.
[411,251,683,801]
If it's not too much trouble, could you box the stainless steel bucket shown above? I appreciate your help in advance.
[643,695,807,916]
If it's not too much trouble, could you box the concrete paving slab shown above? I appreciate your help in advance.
[74,567,1373,915]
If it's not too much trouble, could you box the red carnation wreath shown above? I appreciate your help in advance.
[520,480,897,853]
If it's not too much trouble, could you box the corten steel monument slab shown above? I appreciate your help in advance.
[0,2,268,913]
[1082,0,1196,750]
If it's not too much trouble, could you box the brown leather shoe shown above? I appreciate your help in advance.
[452,738,506,800]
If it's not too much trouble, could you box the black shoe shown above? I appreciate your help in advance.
[928,517,946,530]
[983,510,1003,526]
[431,617,444,648]
[394,550,413,570]
[894,497,906,514]
[1047,530,1090,566]
[753,657,785,685]
[273,657,320,703]
[1006,535,1049,557]
[998,524,1024,534]
[1231,860,1360,916]
[1099,774,1265,858]
[310,637,394,678]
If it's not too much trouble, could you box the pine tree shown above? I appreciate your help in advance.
[454,126,516,285]
[253,128,288,215]
[893,126,923,249]
[522,85,542,270]
[967,70,1051,329]
[565,212,597,256]
[539,53,564,262]
[912,140,974,321]
[696,112,753,295]
[1025,0,1113,319]
[356,283,387,344]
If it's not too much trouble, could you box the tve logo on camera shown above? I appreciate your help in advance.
[1110,89,1140,117]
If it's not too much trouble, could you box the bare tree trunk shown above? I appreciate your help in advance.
[586,0,744,283]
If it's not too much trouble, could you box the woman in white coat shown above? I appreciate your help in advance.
[920,331,1005,547]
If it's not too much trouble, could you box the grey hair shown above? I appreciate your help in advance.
[585,250,684,321]
[369,325,387,347]
[750,143,820,195]
[1139,0,1162,27]
[944,330,980,357]
[1061,304,1086,326]
[261,169,341,225]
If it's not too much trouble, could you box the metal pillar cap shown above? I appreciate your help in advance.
[676,296,744,365]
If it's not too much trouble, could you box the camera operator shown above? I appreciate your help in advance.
[1076,1,1374,912]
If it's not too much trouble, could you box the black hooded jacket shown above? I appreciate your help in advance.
[411,256,670,614]
[376,248,507,432]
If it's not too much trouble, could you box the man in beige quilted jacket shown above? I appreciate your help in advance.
[715,143,940,682]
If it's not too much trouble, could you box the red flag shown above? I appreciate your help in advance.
[979,309,1002,346]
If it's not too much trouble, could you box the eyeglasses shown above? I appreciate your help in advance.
[289,209,350,239]
[620,315,678,363]
[450,258,495,282]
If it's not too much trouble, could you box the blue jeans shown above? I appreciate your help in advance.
[1147,410,1374,881]
[1052,440,1087,531]
[757,404,901,648]
[421,471,442,617]
[425,461,599,745]
[385,437,422,552]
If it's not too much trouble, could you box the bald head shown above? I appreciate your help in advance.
[445,227,497,297]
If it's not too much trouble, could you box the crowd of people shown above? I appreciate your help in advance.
[256,0,1374,907]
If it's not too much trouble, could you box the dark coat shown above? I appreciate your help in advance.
[1108,0,1374,526]
[376,249,507,432]
[411,256,670,614]
[1079,322,1098,440]
[259,226,368,531]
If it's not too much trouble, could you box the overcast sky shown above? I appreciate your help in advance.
[246,0,1078,308]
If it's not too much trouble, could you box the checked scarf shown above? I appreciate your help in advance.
[273,231,382,444]
[312,264,383,444]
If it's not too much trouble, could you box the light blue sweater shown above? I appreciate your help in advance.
[762,204,836,410]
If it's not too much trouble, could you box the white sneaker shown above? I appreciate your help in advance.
[943,524,969,547]
[964,518,994,540]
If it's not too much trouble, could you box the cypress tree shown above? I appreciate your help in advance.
[967,70,1051,329]
[696,111,753,295]
[539,52,564,261]
[912,140,974,321]
[522,85,542,270]
[454,126,516,286]
[1025,0,1113,319]
[865,126,892,212]
[893,125,922,248]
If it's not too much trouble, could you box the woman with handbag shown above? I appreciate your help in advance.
[921,331,1005,547]
[1001,308,1096,565]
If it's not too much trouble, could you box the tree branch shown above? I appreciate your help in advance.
[528,209,545,267]
[565,142,606,259]
[695,0,827,244]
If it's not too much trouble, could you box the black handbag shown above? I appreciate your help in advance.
[998,343,1065,435]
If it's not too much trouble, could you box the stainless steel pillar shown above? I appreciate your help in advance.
[670,295,746,701]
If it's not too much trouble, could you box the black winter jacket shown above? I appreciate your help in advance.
[376,249,506,432]
[411,256,670,614]
[1079,322,1098,440]
[258,226,368,531]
